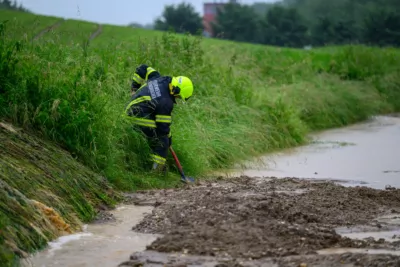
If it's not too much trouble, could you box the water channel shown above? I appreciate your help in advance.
[22,115,400,267]
[225,114,400,189]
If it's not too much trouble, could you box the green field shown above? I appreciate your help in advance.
[1,9,400,266]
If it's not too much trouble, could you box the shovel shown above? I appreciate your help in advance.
[169,146,195,184]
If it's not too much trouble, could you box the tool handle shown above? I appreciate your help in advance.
[169,146,184,173]
[169,146,194,183]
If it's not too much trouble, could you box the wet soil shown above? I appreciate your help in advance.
[120,176,400,266]
[92,209,117,224]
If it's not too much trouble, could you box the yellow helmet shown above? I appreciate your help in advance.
[171,76,193,101]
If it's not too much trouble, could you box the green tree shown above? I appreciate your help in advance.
[311,16,359,46]
[251,2,274,16]
[151,0,400,48]
[154,2,202,35]
[262,5,309,47]
[281,0,400,47]
[363,7,400,47]
[333,19,359,45]
[212,3,263,43]
[311,16,335,46]
[0,0,30,12]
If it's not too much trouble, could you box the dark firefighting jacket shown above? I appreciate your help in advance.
[124,74,175,143]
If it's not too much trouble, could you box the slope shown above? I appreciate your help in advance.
[0,121,121,266]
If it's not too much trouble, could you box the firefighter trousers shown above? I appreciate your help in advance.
[136,125,169,168]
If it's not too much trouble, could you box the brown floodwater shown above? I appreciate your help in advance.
[220,115,400,190]
[22,205,159,267]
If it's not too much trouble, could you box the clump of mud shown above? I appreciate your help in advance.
[129,176,400,260]
[91,203,117,224]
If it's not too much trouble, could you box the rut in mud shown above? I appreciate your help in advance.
[89,24,103,41]
[32,20,64,40]
[120,176,400,266]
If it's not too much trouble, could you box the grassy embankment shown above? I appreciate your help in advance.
[1,9,400,266]
[0,122,121,266]
[0,11,122,266]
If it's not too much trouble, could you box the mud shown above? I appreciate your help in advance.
[92,209,117,224]
[119,176,400,266]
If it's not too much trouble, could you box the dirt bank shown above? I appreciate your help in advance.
[120,176,400,266]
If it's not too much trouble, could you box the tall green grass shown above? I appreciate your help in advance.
[0,9,60,40]
[1,18,122,266]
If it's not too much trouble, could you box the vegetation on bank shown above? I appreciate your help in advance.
[0,123,121,266]
[1,9,400,266]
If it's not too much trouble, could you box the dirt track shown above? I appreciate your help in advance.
[32,20,64,40]
[119,176,400,266]
[89,24,103,41]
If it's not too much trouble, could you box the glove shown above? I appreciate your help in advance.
[131,80,140,88]
[131,81,140,93]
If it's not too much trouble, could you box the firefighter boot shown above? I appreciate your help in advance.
[152,162,167,175]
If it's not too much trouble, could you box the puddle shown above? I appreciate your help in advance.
[222,115,400,189]
[317,248,400,256]
[375,214,400,225]
[22,205,159,267]
[324,213,400,257]
[339,230,400,241]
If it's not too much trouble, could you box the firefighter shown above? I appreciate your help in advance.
[124,64,194,173]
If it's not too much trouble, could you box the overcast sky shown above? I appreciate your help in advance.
[17,0,276,26]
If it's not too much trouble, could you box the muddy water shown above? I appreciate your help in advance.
[22,205,158,267]
[224,115,400,189]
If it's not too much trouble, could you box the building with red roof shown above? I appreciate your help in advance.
[203,0,238,37]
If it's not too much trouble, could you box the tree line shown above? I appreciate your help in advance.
[2,0,398,48]
[0,0,30,12]
[150,0,400,48]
